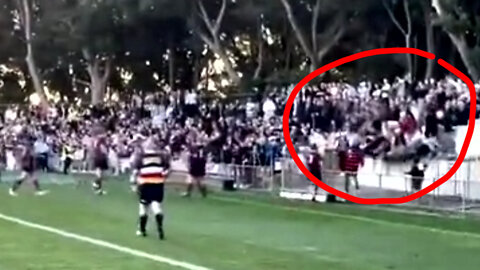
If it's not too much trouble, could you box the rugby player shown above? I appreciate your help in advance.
[183,143,207,198]
[9,130,49,196]
[130,135,170,240]
[92,134,109,195]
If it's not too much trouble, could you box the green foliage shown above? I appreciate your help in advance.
[0,0,480,103]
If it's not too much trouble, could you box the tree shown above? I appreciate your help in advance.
[192,0,241,85]
[383,0,414,80]
[45,0,126,105]
[13,0,47,106]
[279,0,348,72]
[432,0,480,81]
[421,0,436,79]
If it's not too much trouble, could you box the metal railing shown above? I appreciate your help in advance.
[5,147,480,213]
[280,153,480,213]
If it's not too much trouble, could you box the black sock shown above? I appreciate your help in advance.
[139,215,148,234]
[11,180,24,191]
[155,214,164,239]
[199,184,207,198]
[93,179,102,191]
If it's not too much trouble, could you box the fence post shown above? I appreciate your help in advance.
[280,159,285,194]
[462,160,471,214]
[378,172,382,189]
[269,160,275,193]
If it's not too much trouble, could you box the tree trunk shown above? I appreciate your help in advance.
[253,20,264,80]
[253,41,264,80]
[83,48,111,106]
[279,0,317,72]
[311,0,321,55]
[406,35,413,80]
[19,0,47,107]
[192,51,200,92]
[447,34,480,81]
[195,0,241,85]
[26,42,46,105]
[90,74,105,106]
[432,0,480,81]
[423,2,435,79]
[383,0,413,81]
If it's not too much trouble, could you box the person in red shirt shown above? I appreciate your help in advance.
[343,144,364,193]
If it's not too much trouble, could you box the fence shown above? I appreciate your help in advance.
[4,149,279,191]
[281,151,480,213]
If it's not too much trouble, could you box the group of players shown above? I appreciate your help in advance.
[7,127,209,241]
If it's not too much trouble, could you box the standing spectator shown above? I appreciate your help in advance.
[184,144,208,198]
[245,97,258,120]
[342,143,364,193]
[184,89,199,118]
[262,95,276,123]
[406,158,426,192]
[307,144,322,201]
[399,110,418,142]
[34,135,50,172]
[62,141,75,174]
[424,109,439,138]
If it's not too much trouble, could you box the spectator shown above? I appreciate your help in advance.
[406,158,426,192]
[342,143,364,193]
[34,136,50,172]
[262,95,276,123]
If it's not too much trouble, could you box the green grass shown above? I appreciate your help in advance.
[1,175,480,270]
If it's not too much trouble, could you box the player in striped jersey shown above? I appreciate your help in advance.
[130,136,170,240]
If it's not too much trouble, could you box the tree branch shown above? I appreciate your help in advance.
[311,0,321,54]
[404,0,412,36]
[196,28,215,49]
[198,0,215,36]
[254,22,264,80]
[317,25,345,61]
[22,0,32,44]
[279,0,315,63]
[82,48,97,78]
[213,0,227,35]
[383,0,407,36]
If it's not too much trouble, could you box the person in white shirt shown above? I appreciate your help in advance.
[185,90,198,105]
[184,90,199,118]
[262,96,276,122]
[34,136,50,172]
[245,98,258,119]
[5,107,17,122]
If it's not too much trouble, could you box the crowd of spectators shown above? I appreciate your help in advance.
[0,75,478,174]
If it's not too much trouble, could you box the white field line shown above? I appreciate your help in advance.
[212,196,480,239]
[0,213,213,270]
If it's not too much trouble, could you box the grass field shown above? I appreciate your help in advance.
[2,174,480,270]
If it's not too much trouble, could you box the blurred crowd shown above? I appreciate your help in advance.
[0,75,478,174]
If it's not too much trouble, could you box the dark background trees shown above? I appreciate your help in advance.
[0,0,478,105]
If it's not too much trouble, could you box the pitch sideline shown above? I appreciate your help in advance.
[0,213,213,270]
